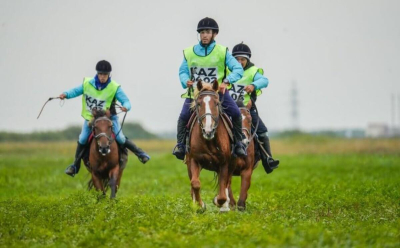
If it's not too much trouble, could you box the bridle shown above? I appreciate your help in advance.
[93,117,114,143]
[194,91,221,136]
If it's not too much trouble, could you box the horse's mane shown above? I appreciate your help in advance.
[88,109,110,127]
[236,100,245,108]
[190,83,216,110]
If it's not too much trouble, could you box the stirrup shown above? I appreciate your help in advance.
[233,142,247,157]
[172,143,186,160]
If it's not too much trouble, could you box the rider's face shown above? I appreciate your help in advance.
[97,73,109,83]
[200,29,216,45]
[236,56,248,68]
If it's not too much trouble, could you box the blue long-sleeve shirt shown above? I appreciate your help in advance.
[252,72,269,90]
[179,41,243,89]
[63,78,131,112]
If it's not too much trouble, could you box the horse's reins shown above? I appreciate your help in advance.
[112,103,127,138]
[37,97,64,119]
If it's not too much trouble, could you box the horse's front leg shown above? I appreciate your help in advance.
[109,165,119,199]
[92,172,105,195]
[189,158,205,211]
[216,162,231,212]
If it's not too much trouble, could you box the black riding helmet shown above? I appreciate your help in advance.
[197,17,219,33]
[232,42,252,58]
[96,60,112,73]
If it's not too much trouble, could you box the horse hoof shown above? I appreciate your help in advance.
[219,206,230,212]
[213,196,218,206]
[237,205,246,211]
[196,202,206,214]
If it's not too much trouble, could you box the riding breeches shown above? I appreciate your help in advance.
[250,107,268,134]
[78,116,126,145]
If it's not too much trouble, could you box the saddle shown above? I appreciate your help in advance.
[82,132,128,173]
[185,111,234,153]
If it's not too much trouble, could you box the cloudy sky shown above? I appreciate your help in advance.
[1,0,399,134]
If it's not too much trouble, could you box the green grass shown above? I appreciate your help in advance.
[0,141,399,247]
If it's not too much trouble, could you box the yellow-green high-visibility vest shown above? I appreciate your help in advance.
[228,66,263,105]
[81,77,120,120]
[181,44,227,99]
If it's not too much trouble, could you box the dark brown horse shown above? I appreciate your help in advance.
[85,109,126,199]
[185,80,233,212]
[227,100,257,211]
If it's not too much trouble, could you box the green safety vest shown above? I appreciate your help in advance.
[81,77,120,120]
[228,66,263,105]
[181,44,227,99]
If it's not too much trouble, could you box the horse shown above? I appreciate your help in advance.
[84,108,126,199]
[185,80,234,212]
[226,99,258,211]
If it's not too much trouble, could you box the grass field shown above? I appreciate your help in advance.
[0,138,399,247]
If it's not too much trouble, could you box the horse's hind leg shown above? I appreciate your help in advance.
[189,159,205,210]
[109,165,119,199]
[238,168,252,211]
[227,177,236,209]
[116,169,124,193]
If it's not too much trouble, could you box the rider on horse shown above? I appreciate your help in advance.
[229,42,280,172]
[59,60,150,177]
[173,17,247,160]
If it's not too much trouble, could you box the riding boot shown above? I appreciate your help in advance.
[172,118,187,160]
[232,116,247,157]
[258,132,279,173]
[124,139,150,164]
[65,142,86,177]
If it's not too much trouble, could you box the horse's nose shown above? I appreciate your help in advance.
[99,145,110,156]
[202,129,214,140]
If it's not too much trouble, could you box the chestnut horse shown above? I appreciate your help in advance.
[85,109,126,199]
[185,80,233,212]
[227,100,257,211]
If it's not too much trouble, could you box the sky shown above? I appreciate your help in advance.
[1,0,399,134]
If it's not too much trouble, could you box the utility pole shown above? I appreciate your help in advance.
[290,80,299,131]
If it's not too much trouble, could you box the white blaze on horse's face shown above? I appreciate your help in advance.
[203,96,213,133]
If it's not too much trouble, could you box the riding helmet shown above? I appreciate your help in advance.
[96,60,112,73]
[197,17,219,33]
[232,42,252,59]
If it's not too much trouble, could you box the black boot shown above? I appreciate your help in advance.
[65,142,86,177]
[172,118,187,160]
[258,132,279,173]
[232,116,247,157]
[124,139,150,164]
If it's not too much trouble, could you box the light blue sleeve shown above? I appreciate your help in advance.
[225,51,243,83]
[63,84,83,99]
[179,58,190,89]
[115,87,131,111]
[252,72,269,90]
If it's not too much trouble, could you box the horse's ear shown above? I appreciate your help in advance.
[197,80,203,91]
[246,99,253,110]
[105,109,111,118]
[92,108,97,117]
[212,80,218,91]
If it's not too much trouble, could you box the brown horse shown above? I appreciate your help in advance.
[185,80,233,212]
[85,109,126,199]
[227,100,257,211]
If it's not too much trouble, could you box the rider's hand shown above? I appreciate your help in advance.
[121,107,128,112]
[244,85,255,94]
[59,93,66,99]
[219,82,228,94]
[186,80,194,87]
